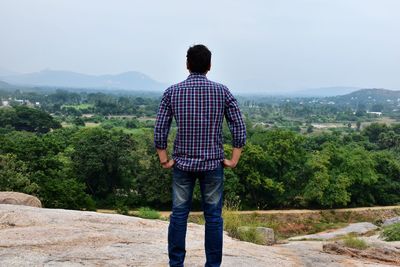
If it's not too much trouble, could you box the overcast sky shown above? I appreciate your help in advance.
[0,0,399,92]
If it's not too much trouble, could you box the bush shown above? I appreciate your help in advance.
[136,207,161,219]
[342,236,368,250]
[115,200,130,215]
[380,223,400,241]
[39,178,96,211]
[237,227,265,245]
[222,201,266,244]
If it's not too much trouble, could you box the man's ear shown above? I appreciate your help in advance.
[186,61,190,71]
[208,63,211,71]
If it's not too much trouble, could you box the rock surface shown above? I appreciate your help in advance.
[289,222,378,241]
[0,204,392,266]
[0,191,41,208]
[382,216,400,227]
[323,242,400,265]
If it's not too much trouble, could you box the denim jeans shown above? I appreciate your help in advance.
[168,163,224,267]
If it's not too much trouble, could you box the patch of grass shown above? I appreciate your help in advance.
[222,200,267,245]
[222,200,242,239]
[237,227,265,245]
[342,235,368,250]
[136,207,161,220]
[380,223,400,241]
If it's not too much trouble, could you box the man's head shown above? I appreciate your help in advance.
[186,44,211,74]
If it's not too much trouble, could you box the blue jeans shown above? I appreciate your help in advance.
[168,163,224,267]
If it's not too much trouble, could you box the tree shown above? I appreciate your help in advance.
[356,121,361,131]
[303,149,351,207]
[73,117,85,126]
[39,177,95,210]
[71,127,138,199]
[0,154,39,194]
[362,123,389,144]
[307,124,314,133]
[0,107,17,129]
[249,129,308,207]
[13,106,61,133]
[232,143,284,209]
[371,151,400,205]
[303,143,378,207]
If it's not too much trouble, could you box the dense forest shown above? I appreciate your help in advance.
[0,87,400,211]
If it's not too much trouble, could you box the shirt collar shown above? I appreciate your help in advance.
[187,73,208,80]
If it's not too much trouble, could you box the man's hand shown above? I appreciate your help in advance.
[223,159,238,168]
[157,149,175,169]
[162,159,175,169]
[223,147,243,168]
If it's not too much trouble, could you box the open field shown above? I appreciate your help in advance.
[61,103,94,110]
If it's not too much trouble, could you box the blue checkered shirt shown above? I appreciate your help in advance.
[154,73,246,171]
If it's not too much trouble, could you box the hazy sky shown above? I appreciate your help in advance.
[0,0,399,92]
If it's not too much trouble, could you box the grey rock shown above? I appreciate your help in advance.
[289,222,378,241]
[0,204,294,266]
[0,192,41,208]
[382,216,400,227]
[237,226,275,245]
[0,205,390,266]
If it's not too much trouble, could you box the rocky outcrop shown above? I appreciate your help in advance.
[289,222,378,241]
[0,204,295,266]
[0,192,41,208]
[0,204,393,266]
[382,216,400,227]
[323,242,400,265]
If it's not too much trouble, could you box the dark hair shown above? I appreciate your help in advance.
[186,44,211,73]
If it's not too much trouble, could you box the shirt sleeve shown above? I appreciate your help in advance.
[154,88,173,149]
[224,88,247,148]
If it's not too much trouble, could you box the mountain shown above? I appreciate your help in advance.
[1,70,166,91]
[0,80,13,89]
[333,88,400,102]
[326,88,400,111]
[289,86,361,97]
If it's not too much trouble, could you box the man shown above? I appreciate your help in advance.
[154,44,246,267]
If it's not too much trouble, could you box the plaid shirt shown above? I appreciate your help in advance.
[154,73,246,171]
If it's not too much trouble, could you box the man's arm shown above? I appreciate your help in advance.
[224,89,246,168]
[154,88,175,169]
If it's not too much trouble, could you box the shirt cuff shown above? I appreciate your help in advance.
[154,141,167,150]
[232,139,246,148]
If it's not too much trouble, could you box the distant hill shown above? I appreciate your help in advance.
[326,88,400,111]
[1,70,166,91]
[289,87,361,97]
[332,88,400,102]
[0,80,13,89]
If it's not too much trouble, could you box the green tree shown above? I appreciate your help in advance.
[71,127,137,199]
[13,105,61,133]
[233,143,284,209]
[372,151,400,205]
[0,154,39,194]
[304,143,378,207]
[362,123,389,144]
[0,107,17,129]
